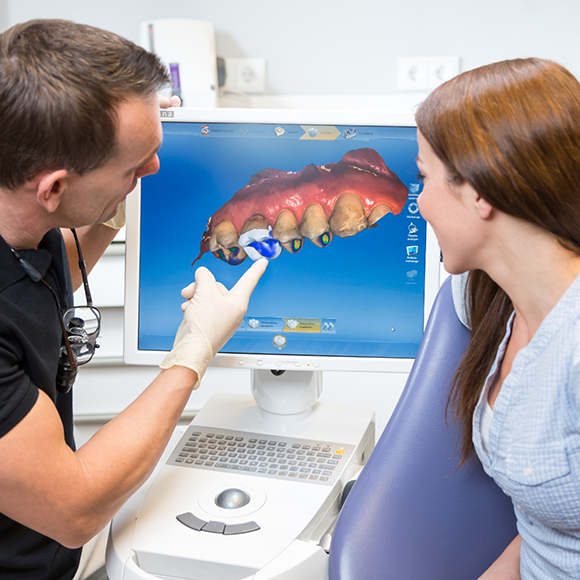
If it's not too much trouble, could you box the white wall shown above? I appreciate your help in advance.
[0,0,7,31]
[5,0,580,95]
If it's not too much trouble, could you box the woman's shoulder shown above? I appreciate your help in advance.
[451,272,470,329]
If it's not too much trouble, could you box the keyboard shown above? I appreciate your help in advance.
[167,425,355,486]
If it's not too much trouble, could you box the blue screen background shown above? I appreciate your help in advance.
[138,122,425,359]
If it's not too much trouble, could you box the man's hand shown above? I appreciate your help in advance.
[158,94,181,108]
[160,259,268,384]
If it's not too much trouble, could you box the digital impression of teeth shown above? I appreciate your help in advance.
[191,148,409,266]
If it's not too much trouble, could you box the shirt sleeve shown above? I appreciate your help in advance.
[451,272,471,330]
[0,318,39,438]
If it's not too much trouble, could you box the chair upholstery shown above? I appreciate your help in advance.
[328,277,517,580]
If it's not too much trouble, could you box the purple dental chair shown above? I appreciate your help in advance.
[329,277,517,579]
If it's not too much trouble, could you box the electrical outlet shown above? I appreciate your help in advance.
[397,57,429,91]
[224,58,266,94]
[427,56,460,87]
[397,56,460,91]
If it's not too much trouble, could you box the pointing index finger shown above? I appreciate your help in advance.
[231,259,268,299]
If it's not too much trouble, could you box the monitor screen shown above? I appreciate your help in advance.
[124,108,440,373]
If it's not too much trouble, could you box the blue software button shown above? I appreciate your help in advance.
[321,320,337,334]
[245,317,285,332]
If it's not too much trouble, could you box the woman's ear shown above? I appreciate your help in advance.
[36,170,69,213]
[473,192,494,220]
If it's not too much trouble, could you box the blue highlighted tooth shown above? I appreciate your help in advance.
[248,238,282,259]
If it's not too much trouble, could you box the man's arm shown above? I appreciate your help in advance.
[61,225,119,292]
[0,365,197,548]
[0,259,267,548]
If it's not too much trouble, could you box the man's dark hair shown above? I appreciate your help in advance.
[0,19,170,189]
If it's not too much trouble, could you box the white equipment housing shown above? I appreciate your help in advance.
[140,19,219,108]
[107,392,374,580]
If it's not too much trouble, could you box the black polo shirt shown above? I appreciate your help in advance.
[0,229,81,579]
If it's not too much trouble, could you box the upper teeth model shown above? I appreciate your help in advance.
[192,148,409,266]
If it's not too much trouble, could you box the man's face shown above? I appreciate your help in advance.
[61,95,163,226]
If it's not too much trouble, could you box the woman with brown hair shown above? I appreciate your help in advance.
[415,58,580,579]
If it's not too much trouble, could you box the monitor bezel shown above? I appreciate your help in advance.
[124,107,440,373]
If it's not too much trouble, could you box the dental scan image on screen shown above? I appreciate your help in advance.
[134,113,430,364]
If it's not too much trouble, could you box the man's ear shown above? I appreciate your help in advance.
[36,170,69,213]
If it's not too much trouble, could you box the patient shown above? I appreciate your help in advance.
[415,58,580,579]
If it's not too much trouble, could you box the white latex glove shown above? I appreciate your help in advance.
[160,259,268,387]
[157,94,181,108]
[102,199,126,229]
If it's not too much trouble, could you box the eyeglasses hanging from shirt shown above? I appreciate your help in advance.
[10,229,101,394]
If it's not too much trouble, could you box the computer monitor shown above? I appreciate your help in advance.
[124,107,440,415]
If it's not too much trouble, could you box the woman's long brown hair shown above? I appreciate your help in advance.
[416,58,580,464]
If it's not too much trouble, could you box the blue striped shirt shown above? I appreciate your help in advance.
[454,273,580,579]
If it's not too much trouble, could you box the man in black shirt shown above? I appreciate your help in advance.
[0,19,267,579]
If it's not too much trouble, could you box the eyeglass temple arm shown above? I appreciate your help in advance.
[70,228,94,308]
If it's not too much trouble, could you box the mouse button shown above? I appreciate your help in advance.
[223,521,261,535]
[176,512,206,531]
[202,520,226,534]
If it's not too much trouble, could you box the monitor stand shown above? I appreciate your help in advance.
[251,369,322,424]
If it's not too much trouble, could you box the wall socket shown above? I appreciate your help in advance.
[224,57,266,94]
[397,56,460,91]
